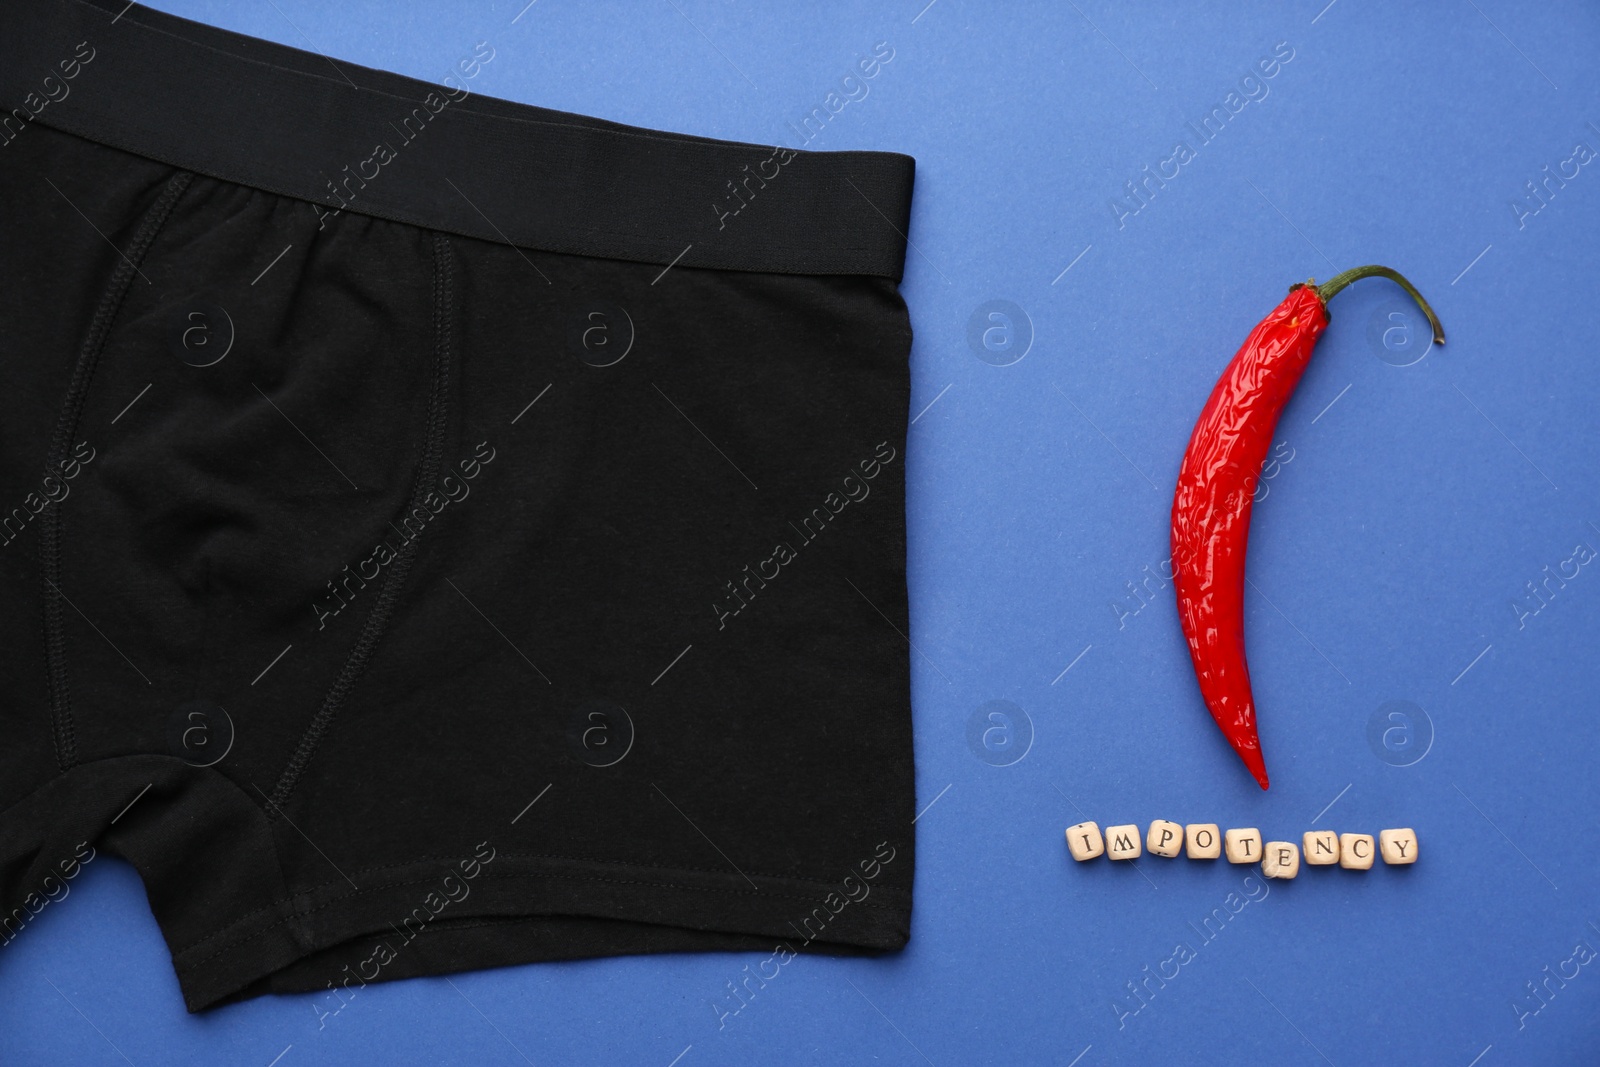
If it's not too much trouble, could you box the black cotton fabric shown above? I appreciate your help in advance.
[0,0,916,1012]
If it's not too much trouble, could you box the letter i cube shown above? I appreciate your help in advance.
[1066,822,1104,861]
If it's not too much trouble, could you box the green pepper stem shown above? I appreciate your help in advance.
[1315,265,1445,345]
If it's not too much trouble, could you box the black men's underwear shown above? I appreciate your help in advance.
[0,0,916,1012]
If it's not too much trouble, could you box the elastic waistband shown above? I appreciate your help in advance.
[1,0,916,279]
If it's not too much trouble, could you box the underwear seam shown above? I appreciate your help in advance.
[174,865,909,970]
[263,231,456,817]
[347,913,889,946]
[351,847,909,888]
[39,168,195,773]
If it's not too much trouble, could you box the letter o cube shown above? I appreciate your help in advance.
[1185,823,1221,859]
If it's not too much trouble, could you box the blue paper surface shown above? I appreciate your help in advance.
[6,1,1600,1064]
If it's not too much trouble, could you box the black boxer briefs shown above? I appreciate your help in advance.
[0,0,917,1012]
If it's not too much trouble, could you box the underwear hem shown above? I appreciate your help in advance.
[170,850,913,1012]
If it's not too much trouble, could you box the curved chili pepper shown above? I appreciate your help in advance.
[1171,265,1444,789]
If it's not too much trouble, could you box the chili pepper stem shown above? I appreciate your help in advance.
[1313,265,1446,345]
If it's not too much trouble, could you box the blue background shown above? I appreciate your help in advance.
[7,1,1600,1064]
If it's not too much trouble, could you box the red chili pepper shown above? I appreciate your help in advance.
[1171,266,1444,789]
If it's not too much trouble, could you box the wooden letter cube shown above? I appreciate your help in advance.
[1146,819,1184,858]
[1105,824,1142,860]
[1262,841,1300,879]
[1065,821,1104,861]
[1302,830,1340,866]
[1379,828,1418,865]
[1186,823,1221,860]
[1339,833,1375,870]
[1224,827,1262,864]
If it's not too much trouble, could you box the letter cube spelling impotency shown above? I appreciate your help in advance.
[1066,822,1104,861]
[1146,820,1184,858]
[1225,827,1262,864]
[1186,823,1221,860]
[1106,824,1142,860]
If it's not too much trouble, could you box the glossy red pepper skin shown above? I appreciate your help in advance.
[1171,267,1443,789]
[1171,285,1328,790]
